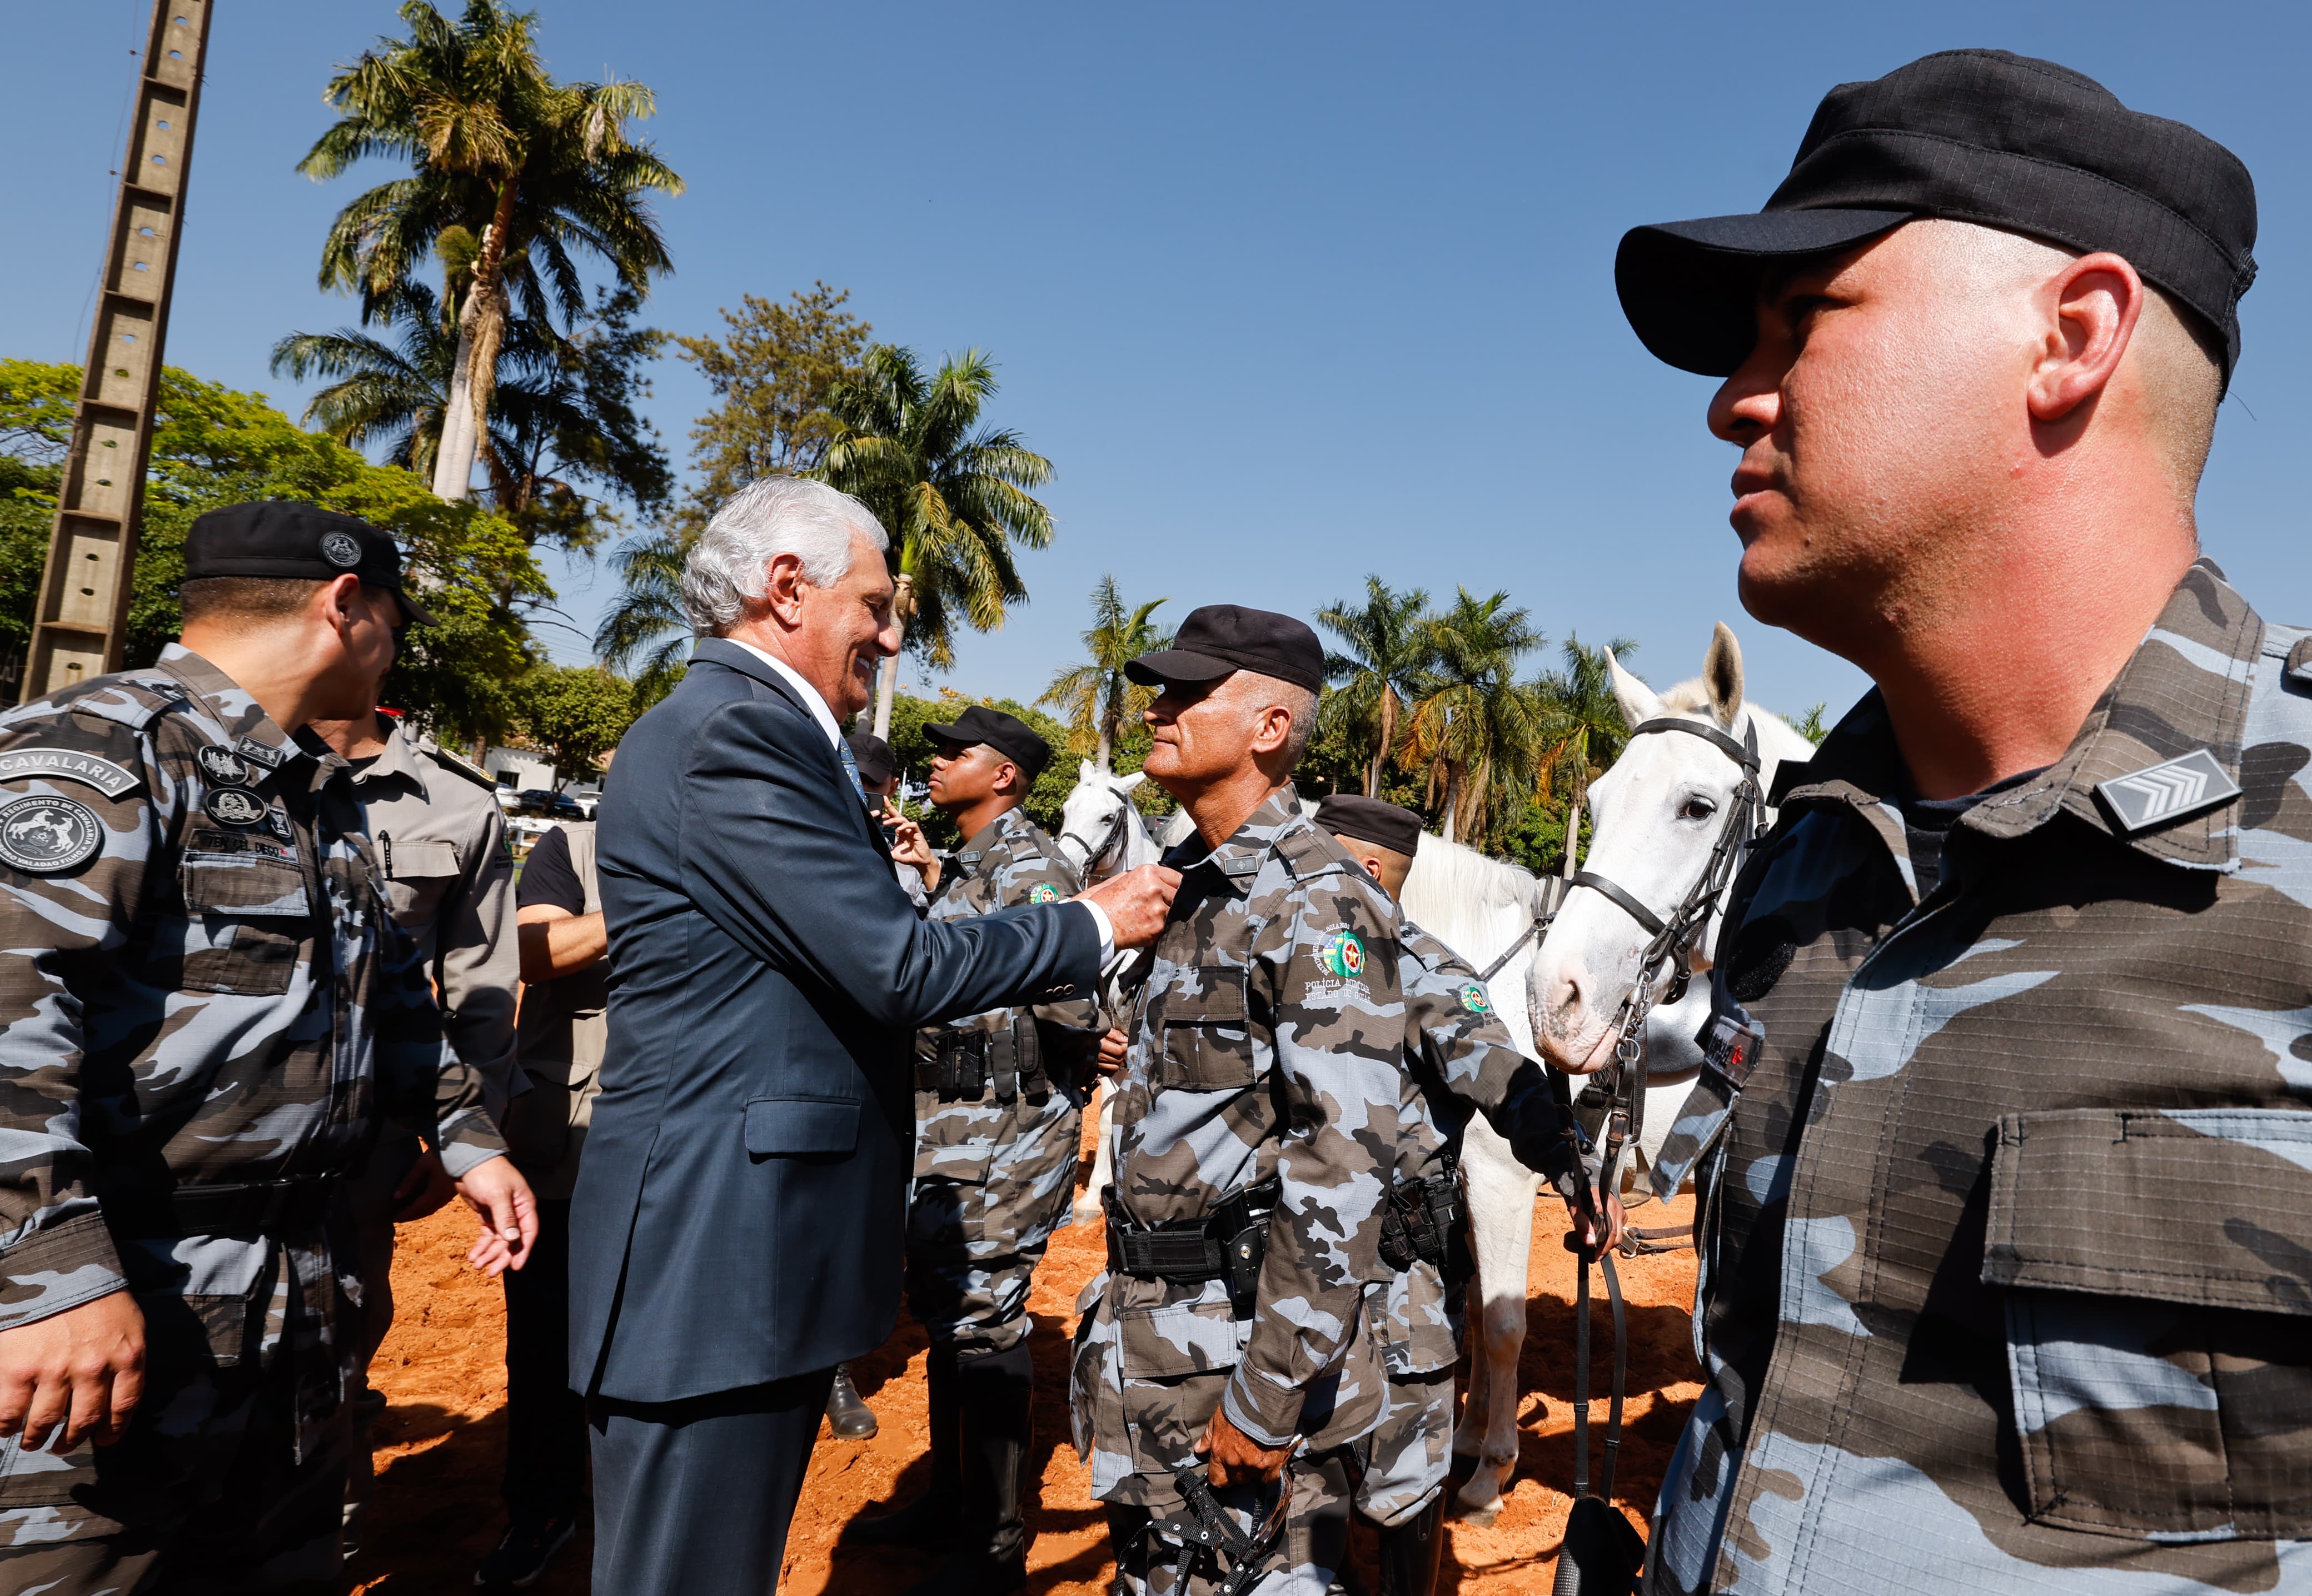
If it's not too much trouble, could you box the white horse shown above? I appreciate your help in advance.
[1053,762,1182,1223]
[1528,625,1813,1176]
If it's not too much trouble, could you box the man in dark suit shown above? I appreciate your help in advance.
[570,476,1178,1594]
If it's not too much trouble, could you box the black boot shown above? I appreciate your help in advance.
[1376,1494,1446,1596]
[841,1342,962,1549]
[826,1362,879,1440]
[898,1341,1033,1595]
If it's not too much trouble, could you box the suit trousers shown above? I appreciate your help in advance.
[589,1368,837,1594]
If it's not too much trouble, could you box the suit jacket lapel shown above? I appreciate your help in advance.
[690,639,886,852]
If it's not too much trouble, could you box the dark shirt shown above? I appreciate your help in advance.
[1891,766,2046,899]
[519,826,586,915]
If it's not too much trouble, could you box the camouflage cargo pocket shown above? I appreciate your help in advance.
[1117,1294,1247,1473]
[1984,1108,2312,1539]
[176,851,310,995]
[1373,1264,1458,1377]
[1158,969,1259,1090]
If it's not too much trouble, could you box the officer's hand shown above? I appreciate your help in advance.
[1078,865,1181,951]
[1097,1028,1129,1076]
[0,1289,145,1452]
[886,802,934,872]
[1567,1186,1626,1253]
[456,1155,539,1276]
[1195,1405,1294,1487]
[391,1146,459,1223]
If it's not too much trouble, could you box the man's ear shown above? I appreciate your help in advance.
[318,572,365,634]
[2030,251,2144,427]
[760,552,811,625]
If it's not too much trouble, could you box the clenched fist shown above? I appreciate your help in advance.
[1077,864,1181,951]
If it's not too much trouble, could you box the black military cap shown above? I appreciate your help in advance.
[845,732,897,788]
[1616,49,2258,385]
[924,705,1052,781]
[1125,606,1324,694]
[183,501,439,626]
[1313,794,1423,858]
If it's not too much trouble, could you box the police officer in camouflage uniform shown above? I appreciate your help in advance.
[1311,795,1597,1596]
[1069,607,1411,1596]
[847,705,1103,1596]
[309,691,521,1554]
[0,502,535,1593]
[1606,52,2312,1595]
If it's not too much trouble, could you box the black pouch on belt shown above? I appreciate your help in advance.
[990,1025,1018,1102]
[1013,1016,1051,1104]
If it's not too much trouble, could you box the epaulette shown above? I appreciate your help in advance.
[1274,822,1354,879]
[418,737,500,791]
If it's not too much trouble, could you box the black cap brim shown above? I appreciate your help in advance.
[1615,208,1913,376]
[1124,649,1239,689]
[923,721,971,747]
[392,587,439,628]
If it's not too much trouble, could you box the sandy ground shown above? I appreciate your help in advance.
[351,1153,1698,1594]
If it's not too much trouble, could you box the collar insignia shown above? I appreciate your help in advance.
[2094,748,2241,834]
[235,737,287,770]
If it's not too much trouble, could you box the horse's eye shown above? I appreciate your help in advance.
[1679,796,1717,821]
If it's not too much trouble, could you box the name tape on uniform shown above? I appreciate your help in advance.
[2093,747,2241,834]
[0,747,139,799]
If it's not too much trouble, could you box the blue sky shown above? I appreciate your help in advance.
[6,2,2308,724]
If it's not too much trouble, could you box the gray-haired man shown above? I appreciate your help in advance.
[568,477,1179,1596]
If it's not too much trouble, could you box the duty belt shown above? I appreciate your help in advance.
[916,1020,1050,1104]
[99,1176,340,1239]
[1104,1177,1280,1319]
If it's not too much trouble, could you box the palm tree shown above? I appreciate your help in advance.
[299,0,682,501]
[593,526,692,706]
[1534,635,1640,877]
[1402,590,1547,847]
[1316,576,1432,797]
[819,345,1055,739]
[271,281,669,565]
[1039,576,1171,771]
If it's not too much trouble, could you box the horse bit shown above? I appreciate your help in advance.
[1568,714,1767,1253]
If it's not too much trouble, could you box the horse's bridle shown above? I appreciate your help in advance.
[1060,797,1133,879]
[1567,715,1768,1231]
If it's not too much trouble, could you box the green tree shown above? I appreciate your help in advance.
[1402,588,1546,849]
[595,284,870,695]
[300,0,682,500]
[1038,575,1170,772]
[0,357,545,746]
[1316,576,1433,798]
[510,662,637,785]
[1791,702,1829,743]
[880,689,1079,852]
[1533,635,1640,877]
[820,345,1055,739]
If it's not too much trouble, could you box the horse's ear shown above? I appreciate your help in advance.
[1119,771,1147,792]
[1608,649,1661,729]
[1079,758,1097,784]
[1703,622,1745,727]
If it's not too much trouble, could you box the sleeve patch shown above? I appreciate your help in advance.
[1028,882,1060,904]
[1319,929,1368,979]
[1460,983,1492,1014]
[0,794,105,875]
[0,747,139,799]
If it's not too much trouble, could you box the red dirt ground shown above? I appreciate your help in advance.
[351,1154,1699,1594]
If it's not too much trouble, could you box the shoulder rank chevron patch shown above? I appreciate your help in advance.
[2093,747,2241,834]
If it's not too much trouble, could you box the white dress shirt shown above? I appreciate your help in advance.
[711,636,1114,957]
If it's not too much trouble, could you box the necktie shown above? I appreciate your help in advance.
[836,737,869,805]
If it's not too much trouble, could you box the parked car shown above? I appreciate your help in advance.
[508,788,585,820]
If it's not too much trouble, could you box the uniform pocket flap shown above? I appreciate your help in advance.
[742,1096,859,1158]
[1163,970,1247,1024]
[180,851,310,917]
[386,839,460,879]
[1984,1108,2312,1316]
[1117,1296,1247,1379]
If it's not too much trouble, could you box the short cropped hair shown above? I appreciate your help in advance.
[679,477,890,637]
[178,576,330,629]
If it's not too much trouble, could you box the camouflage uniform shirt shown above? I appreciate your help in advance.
[908,806,1103,1354]
[1073,786,1408,1506]
[1357,920,1587,1522]
[1646,561,2312,1593]
[0,646,503,1423]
